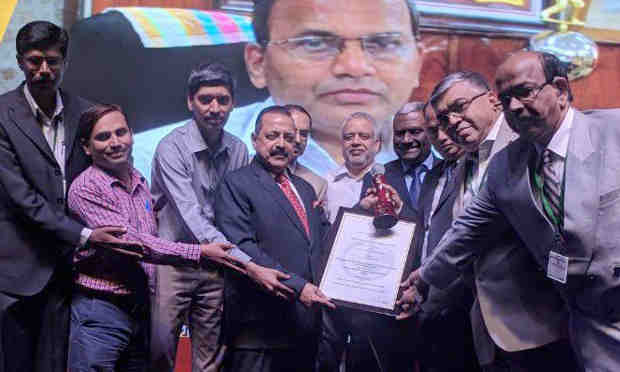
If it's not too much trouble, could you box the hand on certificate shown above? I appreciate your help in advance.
[299,283,336,309]
[200,242,247,275]
[395,268,429,320]
[359,186,403,214]
[246,262,295,300]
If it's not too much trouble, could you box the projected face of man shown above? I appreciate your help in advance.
[245,0,422,161]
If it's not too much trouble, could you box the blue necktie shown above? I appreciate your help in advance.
[408,165,427,208]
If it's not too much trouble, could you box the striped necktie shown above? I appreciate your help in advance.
[539,149,564,229]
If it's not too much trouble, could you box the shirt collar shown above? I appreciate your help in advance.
[542,107,574,159]
[401,152,434,175]
[92,164,146,194]
[186,119,232,157]
[288,160,299,174]
[484,112,504,143]
[23,83,63,125]
[329,163,374,182]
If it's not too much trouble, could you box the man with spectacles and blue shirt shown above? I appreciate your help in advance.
[132,0,423,180]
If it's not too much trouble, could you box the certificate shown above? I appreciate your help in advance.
[318,208,416,315]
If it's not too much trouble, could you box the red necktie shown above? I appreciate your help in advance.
[276,174,310,238]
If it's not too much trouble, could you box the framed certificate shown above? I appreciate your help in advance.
[318,208,417,316]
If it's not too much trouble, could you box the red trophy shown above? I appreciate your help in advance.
[371,167,398,229]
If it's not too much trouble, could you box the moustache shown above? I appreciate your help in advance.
[204,114,225,122]
[270,148,289,158]
[32,75,54,84]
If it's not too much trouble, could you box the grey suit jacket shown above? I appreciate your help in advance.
[421,109,620,366]
[0,84,92,296]
[294,163,327,202]
[422,120,568,362]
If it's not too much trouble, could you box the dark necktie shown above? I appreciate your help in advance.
[276,174,310,237]
[539,149,564,229]
[408,165,427,209]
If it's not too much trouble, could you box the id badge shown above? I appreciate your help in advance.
[547,251,568,284]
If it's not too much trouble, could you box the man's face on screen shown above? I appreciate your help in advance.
[245,0,422,135]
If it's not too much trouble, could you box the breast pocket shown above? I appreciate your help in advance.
[600,188,620,209]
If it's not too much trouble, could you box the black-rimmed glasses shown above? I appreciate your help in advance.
[498,81,551,107]
[436,91,488,124]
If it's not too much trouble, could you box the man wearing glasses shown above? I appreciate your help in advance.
[402,70,576,371]
[401,51,615,371]
[133,0,422,179]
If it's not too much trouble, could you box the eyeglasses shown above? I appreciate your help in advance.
[436,91,488,124]
[498,82,550,107]
[196,94,231,106]
[20,55,63,68]
[267,32,415,61]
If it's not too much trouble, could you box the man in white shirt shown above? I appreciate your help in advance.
[324,112,380,222]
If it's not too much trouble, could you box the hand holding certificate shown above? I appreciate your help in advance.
[319,208,416,315]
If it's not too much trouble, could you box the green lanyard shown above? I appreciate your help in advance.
[532,162,565,230]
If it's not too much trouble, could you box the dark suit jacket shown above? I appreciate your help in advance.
[360,159,424,222]
[0,84,92,296]
[0,84,92,372]
[215,158,330,347]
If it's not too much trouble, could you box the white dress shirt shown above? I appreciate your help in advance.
[324,163,374,223]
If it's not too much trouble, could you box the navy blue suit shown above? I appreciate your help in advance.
[215,157,330,371]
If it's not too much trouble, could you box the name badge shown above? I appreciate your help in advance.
[547,251,568,284]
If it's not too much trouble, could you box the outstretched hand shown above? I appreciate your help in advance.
[395,269,426,320]
[246,262,295,300]
[299,283,336,309]
[200,242,246,274]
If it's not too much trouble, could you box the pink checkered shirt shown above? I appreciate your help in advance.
[68,165,201,295]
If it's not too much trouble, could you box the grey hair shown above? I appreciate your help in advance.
[341,112,380,139]
[429,71,490,110]
[395,101,425,116]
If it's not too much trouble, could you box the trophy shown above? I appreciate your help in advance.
[370,165,398,229]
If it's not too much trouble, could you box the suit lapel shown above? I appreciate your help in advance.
[434,159,464,217]
[61,92,80,165]
[8,88,57,165]
[419,161,444,219]
[563,111,599,255]
[385,161,413,212]
[489,120,518,160]
[252,161,310,245]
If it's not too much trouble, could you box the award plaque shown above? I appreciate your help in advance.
[318,208,416,316]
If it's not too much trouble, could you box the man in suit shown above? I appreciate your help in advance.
[215,105,334,372]
[402,51,608,371]
[0,21,128,372]
[359,101,435,220]
[410,71,576,372]
[285,104,328,202]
